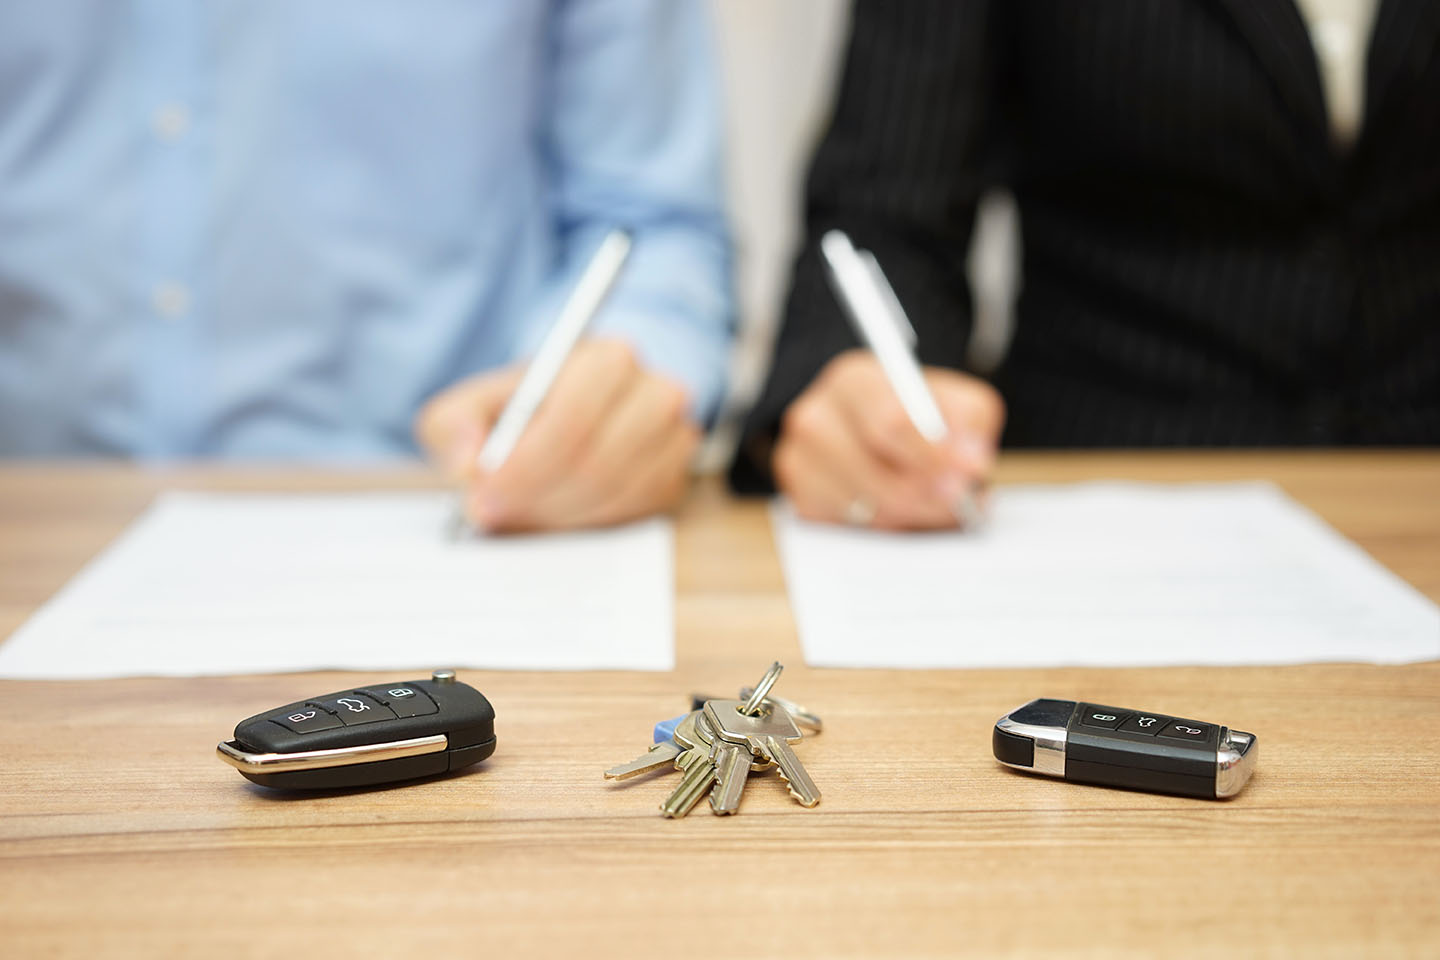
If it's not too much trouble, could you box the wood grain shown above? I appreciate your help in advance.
[1,453,1437,959]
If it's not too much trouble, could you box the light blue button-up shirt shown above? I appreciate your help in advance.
[0,0,732,458]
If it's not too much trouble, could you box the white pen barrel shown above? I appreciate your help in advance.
[477,231,633,473]
[871,337,947,444]
[819,230,948,443]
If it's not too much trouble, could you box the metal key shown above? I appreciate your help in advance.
[660,711,719,817]
[692,688,824,733]
[670,711,708,772]
[605,708,701,780]
[604,739,684,780]
[693,709,753,815]
[659,738,717,818]
[693,708,771,772]
[704,698,821,808]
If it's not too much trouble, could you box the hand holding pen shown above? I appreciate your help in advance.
[414,230,700,533]
[771,230,1005,530]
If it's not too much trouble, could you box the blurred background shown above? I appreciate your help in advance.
[707,0,1017,465]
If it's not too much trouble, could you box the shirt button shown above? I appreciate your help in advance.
[152,282,191,319]
[151,103,191,141]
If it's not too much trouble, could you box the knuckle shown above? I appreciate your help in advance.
[832,348,865,376]
[597,338,638,372]
[822,352,857,388]
[654,379,690,423]
[832,349,878,387]
[549,426,585,468]
[782,397,824,442]
[571,443,617,491]
[413,391,455,445]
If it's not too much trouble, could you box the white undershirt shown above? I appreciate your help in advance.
[1292,0,1381,145]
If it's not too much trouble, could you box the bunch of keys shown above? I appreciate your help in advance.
[603,663,822,817]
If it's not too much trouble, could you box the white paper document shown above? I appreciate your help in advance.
[771,483,1440,668]
[0,492,674,678]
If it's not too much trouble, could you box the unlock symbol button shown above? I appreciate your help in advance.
[269,705,343,735]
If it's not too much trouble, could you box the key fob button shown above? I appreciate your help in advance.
[1078,707,1126,729]
[1118,714,1171,736]
[268,706,344,735]
[309,693,396,726]
[355,685,438,719]
[1157,720,1214,741]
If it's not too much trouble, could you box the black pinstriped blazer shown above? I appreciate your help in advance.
[730,0,1440,493]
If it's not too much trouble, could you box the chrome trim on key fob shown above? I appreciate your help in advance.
[216,734,448,775]
[1215,728,1259,798]
[994,698,1073,777]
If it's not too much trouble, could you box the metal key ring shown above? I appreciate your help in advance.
[740,662,783,716]
[738,687,823,733]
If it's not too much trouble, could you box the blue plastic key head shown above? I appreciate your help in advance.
[653,714,686,744]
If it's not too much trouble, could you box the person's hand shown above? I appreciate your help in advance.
[415,338,700,532]
[772,350,1004,529]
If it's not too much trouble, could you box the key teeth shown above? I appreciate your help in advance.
[764,738,821,808]
[773,763,821,808]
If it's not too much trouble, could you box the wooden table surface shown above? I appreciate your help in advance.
[1,452,1437,959]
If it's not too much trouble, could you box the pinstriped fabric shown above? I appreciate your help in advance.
[729,0,1440,492]
[728,0,995,488]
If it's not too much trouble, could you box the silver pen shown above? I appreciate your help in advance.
[450,228,633,536]
[818,229,983,528]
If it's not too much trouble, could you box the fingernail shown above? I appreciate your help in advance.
[469,493,505,531]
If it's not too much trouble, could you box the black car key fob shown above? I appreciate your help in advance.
[993,698,1257,799]
[217,669,495,789]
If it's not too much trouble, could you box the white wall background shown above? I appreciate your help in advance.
[707,0,853,438]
